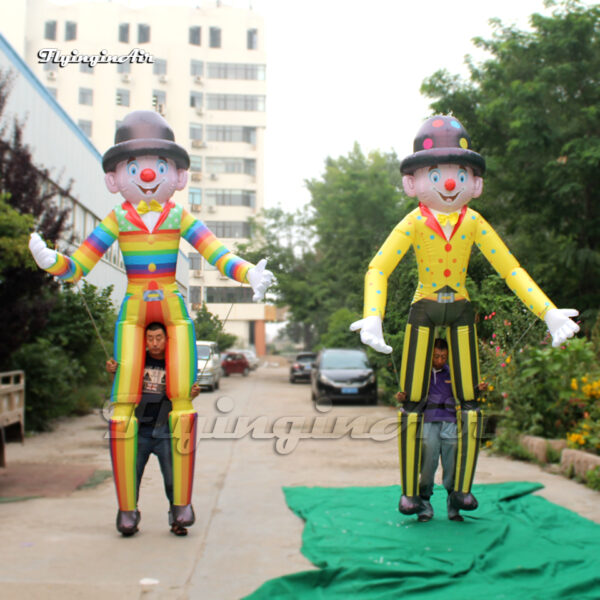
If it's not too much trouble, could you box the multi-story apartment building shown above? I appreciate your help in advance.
[17,0,272,353]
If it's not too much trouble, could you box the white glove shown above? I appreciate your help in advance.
[544,308,579,348]
[247,258,275,302]
[349,315,392,354]
[29,232,57,269]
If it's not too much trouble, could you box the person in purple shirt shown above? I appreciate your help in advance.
[397,338,487,522]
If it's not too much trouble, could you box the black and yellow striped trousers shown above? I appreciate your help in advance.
[397,295,484,506]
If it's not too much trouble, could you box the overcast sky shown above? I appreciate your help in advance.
[59,0,559,211]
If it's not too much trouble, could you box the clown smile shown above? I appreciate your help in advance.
[136,183,161,195]
[437,191,459,203]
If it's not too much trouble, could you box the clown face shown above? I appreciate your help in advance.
[104,154,188,205]
[402,163,483,213]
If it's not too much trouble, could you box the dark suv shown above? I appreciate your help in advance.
[289,352,317,383]
[311,348,377,405]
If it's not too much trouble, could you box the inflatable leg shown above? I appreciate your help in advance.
[165,298,198,525]
[398,409,424,514]
[447,322,482,510]
[397,321,434,514]
[451,407,483,510]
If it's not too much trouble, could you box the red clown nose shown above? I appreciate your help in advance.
[140,168,156,182]
[444,178,456,191]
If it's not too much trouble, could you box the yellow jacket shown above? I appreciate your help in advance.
[364,203,555,319]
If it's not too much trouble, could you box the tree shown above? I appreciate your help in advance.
[0,69,71,367]
[421,0,600,326]
[194,303,236,351]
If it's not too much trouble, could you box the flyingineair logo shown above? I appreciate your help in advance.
[37,48,154,68]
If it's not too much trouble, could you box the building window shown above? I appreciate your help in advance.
[207,63,265,80]
[206,286,254,303]
[153,59,167,76]
[207,94,265,111]
[190,91,203,108]
[189,26,201,46]
[46,87,57,99]
[190,286,203,304]
[138,24,150,44]
[43,61,58,72]
[152,90,166,112]
[190,156,202,172]
[44,21,57,40]
[190,60,204,77]
[206,158,256,176]
[209,27,221,48]
[116,88,130,107]
[79,87,93,105]
[206,125,256,144]
[65,21,77,41]
[189,188,202,206]
[119,23,129,43]
[79,62,93,74]
[247,28,258,50]
[206,189,255,208]
[117,61,131,74]
[78,119,92,137]
[190,123,203,141]
[188,254,203,270]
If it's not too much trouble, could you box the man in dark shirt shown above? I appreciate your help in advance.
[107,322,200,536]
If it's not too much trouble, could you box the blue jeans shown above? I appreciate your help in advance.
[137,423,173,504]
[419,421,458,499]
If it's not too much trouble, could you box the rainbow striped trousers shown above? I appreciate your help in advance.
[398,297,484,500]
[109,282,198,511]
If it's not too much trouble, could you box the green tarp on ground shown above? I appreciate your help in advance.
[245,483,600,599]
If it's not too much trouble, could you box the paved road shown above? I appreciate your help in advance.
[1,365,599,599]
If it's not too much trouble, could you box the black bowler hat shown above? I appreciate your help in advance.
[102,110,190,173]
[400,115,485,176]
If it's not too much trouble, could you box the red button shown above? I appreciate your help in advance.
[444,269,451,277]
[445,243,452,252]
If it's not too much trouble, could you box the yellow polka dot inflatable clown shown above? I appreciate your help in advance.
[29,111,273,535]
[351,115,579,516]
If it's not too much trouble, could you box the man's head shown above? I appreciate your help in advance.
[146,322,167,359]
[432,338,449,370]
[400,115,485,214]
[103,111,189,205]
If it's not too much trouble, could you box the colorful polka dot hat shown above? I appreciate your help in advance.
[400,115,485,176]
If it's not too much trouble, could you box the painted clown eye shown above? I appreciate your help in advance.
[429,169,441,184]
[127,162,139,177]
[157,159,168,175]
[457,169,467,184]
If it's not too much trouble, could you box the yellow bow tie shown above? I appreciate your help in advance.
[437,212,459,227]
[136,199,163,215]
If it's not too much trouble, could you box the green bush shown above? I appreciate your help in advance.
[12,338,83,431]
[585,466,600,491]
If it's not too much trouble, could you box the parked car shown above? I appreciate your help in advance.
[311,348,377,405]
[230,348,259,370]
[221,352,250,377]
[289,352,317,383]
[196,341,221,391]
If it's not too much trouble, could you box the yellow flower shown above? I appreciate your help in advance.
[570,378,578,391]
[581,376,588,383]
[506,356,511,364]
[489,385,494,391]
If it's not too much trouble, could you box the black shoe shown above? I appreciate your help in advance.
[169,503,195,527]
[449,491,478,511]
[117,509,140,536]
[398,495,424,515]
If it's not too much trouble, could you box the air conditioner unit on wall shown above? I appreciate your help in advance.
[47,71,56,81]
[208,205,216,213]
[194,75,203,85]
[209,173,218,181]
[191,140,206,149]
[195,107,204,116]
[193,270,204,278]
[190,204,202,212]
[191,173,202,182]
[121,73,131,83]
[159,74,168,83]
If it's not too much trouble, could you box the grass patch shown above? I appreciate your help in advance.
[77,469,112,490]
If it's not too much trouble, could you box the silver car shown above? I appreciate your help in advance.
[196,341,221,391]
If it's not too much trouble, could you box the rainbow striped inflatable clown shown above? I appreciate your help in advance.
[351,115,579,519]
[29,111,273,535]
